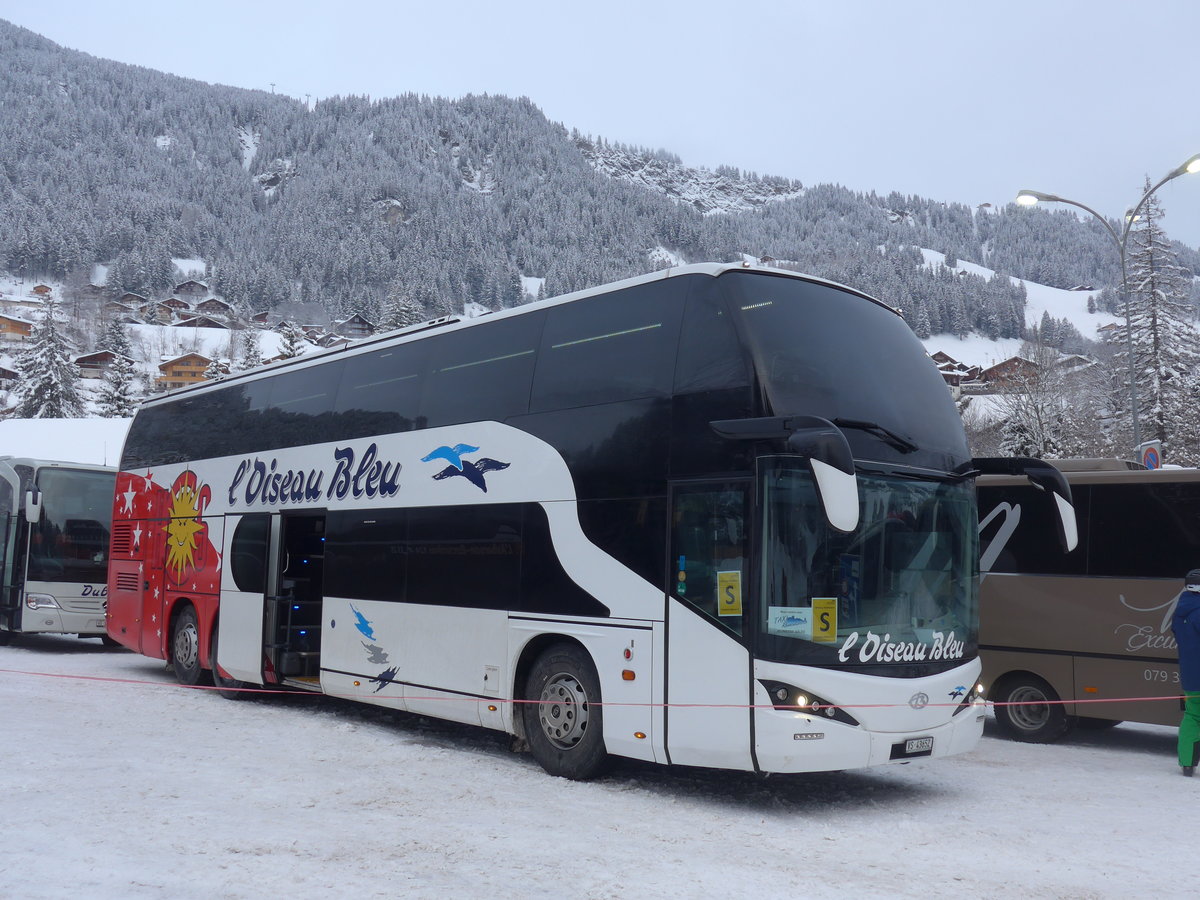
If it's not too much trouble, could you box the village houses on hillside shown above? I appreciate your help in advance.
[0,278,379,393]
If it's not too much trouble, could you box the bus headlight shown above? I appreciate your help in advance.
[758,680,860,727]
[25,593,61,610]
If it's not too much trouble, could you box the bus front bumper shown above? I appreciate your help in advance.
[753,700,986,773]
[20,607,107,636]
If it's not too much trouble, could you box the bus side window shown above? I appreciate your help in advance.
[230,515,270,594]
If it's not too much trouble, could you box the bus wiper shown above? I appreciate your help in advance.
[832,418,918,453]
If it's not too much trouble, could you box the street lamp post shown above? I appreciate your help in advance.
[1015,153,1200,455]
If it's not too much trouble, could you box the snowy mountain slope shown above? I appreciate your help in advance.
[918,249,1120,368]
[576,138,805,215]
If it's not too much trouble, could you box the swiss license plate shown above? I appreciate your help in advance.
[905,737,934,754]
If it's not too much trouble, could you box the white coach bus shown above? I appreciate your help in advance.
[0,456,116,644]
[106,263,1073,778]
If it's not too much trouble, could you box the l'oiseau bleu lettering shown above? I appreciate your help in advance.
[227,443,402,507]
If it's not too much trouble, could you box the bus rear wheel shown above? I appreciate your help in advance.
[522,644,609,780]
[993,674,1075,743]
[171,606,211,686]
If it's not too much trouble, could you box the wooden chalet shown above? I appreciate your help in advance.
[162,296,192,312]
[0,364,18,388]
[173,315,229,330]
[173,280,209,301]
[0,314,34,342]
[138,302,176,325]
[195,297,233,317]
[74,350,134,379]
[157,353,215,390]
[116,292,149,307]
[980,356,1039,387]
[32,284,53,296]
[334,313,376,339]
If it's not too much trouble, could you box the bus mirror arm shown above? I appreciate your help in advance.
[971,457,1078,553]
[25,489,41,524]
[710,415,859,533]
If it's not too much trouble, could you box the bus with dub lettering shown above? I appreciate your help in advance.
[105,263,1073,778]
[0,457,116,645]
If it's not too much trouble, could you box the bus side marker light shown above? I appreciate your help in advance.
[488,705,498,712]
[623,647,632,660]
[1084,686,1098,693]
[353,681,361,687]
[634,732,646,740]
[622,670,636,681]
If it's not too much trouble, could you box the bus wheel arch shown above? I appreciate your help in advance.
[169,602,211,687]
[992,671,1075,743]
[519,639,610,780]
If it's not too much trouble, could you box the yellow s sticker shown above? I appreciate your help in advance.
[717,571,743,616]
[811,597,837,642]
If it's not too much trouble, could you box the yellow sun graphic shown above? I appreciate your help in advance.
[164,481,205,583]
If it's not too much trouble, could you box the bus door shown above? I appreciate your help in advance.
[218,513,277,684]
[0,462,20,631]
[270,511,327,685]
[666,481,755,769]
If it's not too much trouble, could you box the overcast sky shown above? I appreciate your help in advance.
[3,0,1199,248]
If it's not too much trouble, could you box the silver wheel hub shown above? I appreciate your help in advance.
[175,621,199,671]
[538,673,589,750]
[1009,685,1050,731]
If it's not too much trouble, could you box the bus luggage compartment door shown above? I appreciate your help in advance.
[218,513,273,685]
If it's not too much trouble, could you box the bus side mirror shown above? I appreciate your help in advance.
[25,489,42,524]
[786,420,858,533]
[972,457,1077,553]
[710,415,859,533]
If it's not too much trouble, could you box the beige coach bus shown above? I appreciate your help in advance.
[978,459,1192,742]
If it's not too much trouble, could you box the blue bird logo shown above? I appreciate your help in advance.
[423,442,510,492]
[421,443,480,471]
[370,666,400,693]
[350,604,376,641]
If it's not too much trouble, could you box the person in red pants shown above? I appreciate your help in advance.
[1172,570,1200,776]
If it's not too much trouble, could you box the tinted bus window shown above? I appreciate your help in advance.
[230,515,270,593]
[1087,482,1200,578]
[405,505,523,609]
[257,362,345,449]
[334,344,428,437]
[325,508,407,602]
[978,484,1089,576]
[422,312,544,426]
[532,280,686,411]
[674,276,748,393]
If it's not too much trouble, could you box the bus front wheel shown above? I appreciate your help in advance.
[171,606,211,686]
[993,674,1075,743]
[522,644,609,780]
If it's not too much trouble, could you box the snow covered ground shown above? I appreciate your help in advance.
[0,634,1191,900]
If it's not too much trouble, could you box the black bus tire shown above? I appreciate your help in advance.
[171,605,211,686]
[522,644,610,780]
[211,619,250,701]
[993,673,1075,743]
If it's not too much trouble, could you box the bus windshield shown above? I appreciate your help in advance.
[758,460,978,672]
[722,271,969,467]
[28,468,113,584]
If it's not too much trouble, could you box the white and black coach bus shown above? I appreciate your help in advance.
[106,263,1074,778]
